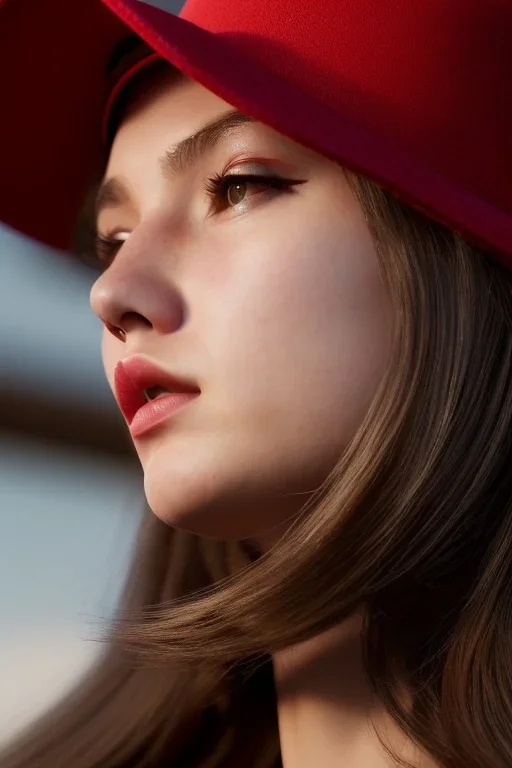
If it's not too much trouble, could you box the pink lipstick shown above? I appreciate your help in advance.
[114,356,200,438]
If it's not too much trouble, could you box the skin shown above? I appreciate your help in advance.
[88,71,439,768]
[273,617,440,768]
[91,71,393,545]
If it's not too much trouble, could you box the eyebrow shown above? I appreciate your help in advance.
[94,109,255,225]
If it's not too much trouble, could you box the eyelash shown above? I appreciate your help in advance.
[91,172,303,271]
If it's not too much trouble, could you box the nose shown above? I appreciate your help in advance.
[90,235,185,342]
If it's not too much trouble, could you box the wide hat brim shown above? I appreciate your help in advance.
[1,0,511,266]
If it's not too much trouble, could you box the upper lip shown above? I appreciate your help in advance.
[114,355,200,424]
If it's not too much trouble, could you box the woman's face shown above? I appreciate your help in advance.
[90,71,392,546]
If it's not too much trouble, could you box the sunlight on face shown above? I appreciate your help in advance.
[90,71,393,546]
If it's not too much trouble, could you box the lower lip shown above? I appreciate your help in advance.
[128,393,200,438]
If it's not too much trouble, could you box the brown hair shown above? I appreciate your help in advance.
[2,72,512,768]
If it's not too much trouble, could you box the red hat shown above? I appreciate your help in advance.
[1,0,511,267]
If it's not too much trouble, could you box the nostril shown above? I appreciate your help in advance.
[103,312,152,341]
[119,312,152,333]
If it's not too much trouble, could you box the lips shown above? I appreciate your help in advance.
[114,355,200,425]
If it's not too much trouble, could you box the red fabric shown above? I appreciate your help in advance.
[102,51,163,145]
[0,0,511,266]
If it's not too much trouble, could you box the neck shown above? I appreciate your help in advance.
[271,613,440,768]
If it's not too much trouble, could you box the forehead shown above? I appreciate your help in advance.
[107,78,243,170]
[111,68,228,141]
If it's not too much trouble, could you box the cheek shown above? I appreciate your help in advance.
[214,219,389,379]
[206,218,391,449]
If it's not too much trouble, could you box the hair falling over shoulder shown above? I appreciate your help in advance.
[3,174,512,768]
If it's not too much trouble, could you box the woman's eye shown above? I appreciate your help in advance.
[86,173,305,272]
[204,172,305,214]
[87,232,127,272]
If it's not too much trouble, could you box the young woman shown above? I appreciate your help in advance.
[1,0,511,766]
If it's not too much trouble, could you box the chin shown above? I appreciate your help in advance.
[142,462,301,544]
[141,458,264,540]
[137,430,315,544]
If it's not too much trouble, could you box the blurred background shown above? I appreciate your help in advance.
[0,0,185,744]
[0,224,143,744]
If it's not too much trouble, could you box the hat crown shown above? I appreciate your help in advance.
[180,0,512,211]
